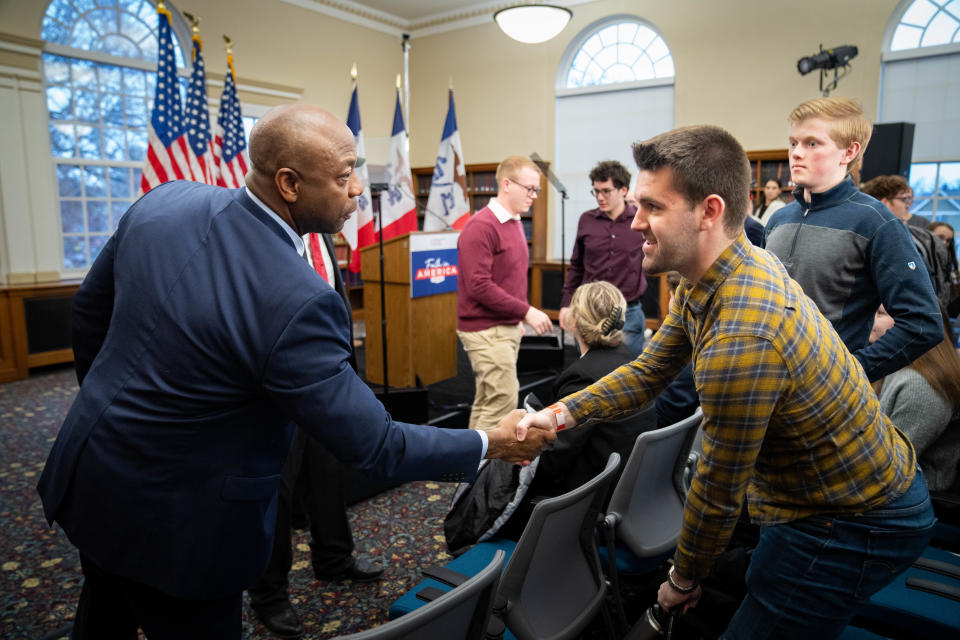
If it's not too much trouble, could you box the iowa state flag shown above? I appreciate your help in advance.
[379,90,418,240]
[424,89,470,231]
[344,82,375,272]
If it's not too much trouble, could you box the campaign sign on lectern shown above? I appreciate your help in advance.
[410,231,459,298]
[360,231,460,387]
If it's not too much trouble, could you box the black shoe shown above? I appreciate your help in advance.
[315,558,384,583]
[253,601,303,639]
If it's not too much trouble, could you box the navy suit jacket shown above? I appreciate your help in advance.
[37,182,482,600]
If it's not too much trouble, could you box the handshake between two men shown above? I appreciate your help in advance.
[482,404,575,464]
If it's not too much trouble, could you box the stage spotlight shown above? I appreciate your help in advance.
[797,45,858,75]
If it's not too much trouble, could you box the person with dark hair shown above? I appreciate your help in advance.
[871,303,960,492]
[559,160,648,355]
[861,175,952,308]
[518,124,936,639]
[765,98,941,381]
[752,178,785,224]
[928,221,960,315]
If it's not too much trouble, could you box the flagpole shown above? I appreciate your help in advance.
[401,34,410,135]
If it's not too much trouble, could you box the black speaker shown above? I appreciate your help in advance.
[539,268,564,310]
[517,334,563,374]
[860,122,915,182]
[372,386,430,424]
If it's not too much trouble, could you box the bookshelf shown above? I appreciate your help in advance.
[748,149,793,209]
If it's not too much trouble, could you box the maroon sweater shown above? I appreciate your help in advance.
[457,206,530,331]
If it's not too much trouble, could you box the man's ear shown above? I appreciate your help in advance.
[275,168,299,204]
[840,141,861,167]
[700,194,725,230]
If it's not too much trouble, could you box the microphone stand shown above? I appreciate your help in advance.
[371,182,390,395]
[530,152,569,367]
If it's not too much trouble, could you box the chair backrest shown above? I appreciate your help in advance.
[497,452,621,640]
[606,408,703,558]
[337,550,505,640]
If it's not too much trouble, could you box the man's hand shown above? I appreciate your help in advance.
[558,306,572,332]
[516,403,572,441]
[657,579,702,614]
[524,306,553,336]
[484,409,556,463]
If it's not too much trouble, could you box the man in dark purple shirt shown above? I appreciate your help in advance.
[560,160,647,354]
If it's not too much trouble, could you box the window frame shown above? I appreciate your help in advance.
[41,0,192,275]
[555,14,675,96]
[882,0,960,61]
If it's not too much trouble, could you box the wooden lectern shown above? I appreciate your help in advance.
[360,231,459,387]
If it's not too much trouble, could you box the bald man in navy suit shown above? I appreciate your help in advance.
[38,104,553,640]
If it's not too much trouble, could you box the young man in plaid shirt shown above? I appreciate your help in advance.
[517,125,936,639]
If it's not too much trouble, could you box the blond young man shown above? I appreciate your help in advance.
[457,156,553,431]
[763,98,941,381]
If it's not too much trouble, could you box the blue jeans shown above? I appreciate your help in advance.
[721,469,936,640]
[623,302,646,356]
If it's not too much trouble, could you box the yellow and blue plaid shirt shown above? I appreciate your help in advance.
[563,233,916,580]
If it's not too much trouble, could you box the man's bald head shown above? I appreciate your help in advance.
[245,104,362,236]
[248,104,352,179]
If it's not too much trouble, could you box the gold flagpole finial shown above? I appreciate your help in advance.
[350,63,357,81]
[157,0,166,10]
[183,11,201,49]
[183,11,200,33]
[396,73,401,90]
[223,34,233,56]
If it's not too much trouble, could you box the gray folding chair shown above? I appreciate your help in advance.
[494,452,621,640]
[390,453,621,639]
[338,550,505,640]
[600,408,704,630]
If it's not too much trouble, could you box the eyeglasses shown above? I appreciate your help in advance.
[590,187,617,198]
[892,195,914,205]
[508,178,541,196]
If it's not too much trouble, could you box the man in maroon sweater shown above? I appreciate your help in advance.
[457,156,553,431]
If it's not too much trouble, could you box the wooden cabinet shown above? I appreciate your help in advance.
[0,281,81,382]
[748,149,793,208]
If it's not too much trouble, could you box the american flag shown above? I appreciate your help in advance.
[140,3,198,194]
[185,34,215,184]
[213,53,249,188]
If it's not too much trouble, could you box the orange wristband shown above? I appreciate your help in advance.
[548,404,565,431]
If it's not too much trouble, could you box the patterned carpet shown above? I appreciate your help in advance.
[0,365,462,640]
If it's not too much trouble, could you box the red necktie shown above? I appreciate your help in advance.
[308,233,329,283]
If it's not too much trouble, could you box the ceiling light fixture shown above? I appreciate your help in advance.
[494,4,573,44]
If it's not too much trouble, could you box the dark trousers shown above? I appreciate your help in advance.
[249,429,354,610]
[72,554,241,640]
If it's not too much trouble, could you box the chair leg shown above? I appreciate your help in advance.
[599,597,618,640]
[601,519,629,634]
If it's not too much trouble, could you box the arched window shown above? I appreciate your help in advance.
[561,18,674,90]
[890,0,960,51]
[881,1,960,247]
[41,0,189,271]
[553,16,675,260]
